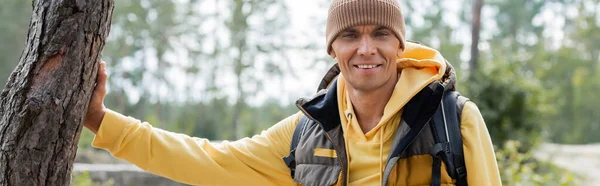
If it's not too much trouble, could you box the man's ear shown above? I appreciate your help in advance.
[329,50,337,58]
[396,47,403,57]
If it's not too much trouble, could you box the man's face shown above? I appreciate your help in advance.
[330,25,402,92]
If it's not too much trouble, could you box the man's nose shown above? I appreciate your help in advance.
[357,35,376,56]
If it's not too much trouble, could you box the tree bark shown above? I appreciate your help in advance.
[470,0,484,75]
[0,0,113,185]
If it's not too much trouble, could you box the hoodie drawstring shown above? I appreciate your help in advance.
[379,127,384,184]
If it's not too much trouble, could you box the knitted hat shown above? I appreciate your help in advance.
[326,0,406,55]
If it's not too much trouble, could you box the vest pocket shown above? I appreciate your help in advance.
[294,164,341,186]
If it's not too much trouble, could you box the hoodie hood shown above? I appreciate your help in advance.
[299,40,458,130]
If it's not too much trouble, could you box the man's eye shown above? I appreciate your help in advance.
[375,32,389,37]
[342,33,357,38]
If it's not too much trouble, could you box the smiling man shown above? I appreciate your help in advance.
[83,0,501,185]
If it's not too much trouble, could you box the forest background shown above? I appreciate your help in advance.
[2,0,599,185]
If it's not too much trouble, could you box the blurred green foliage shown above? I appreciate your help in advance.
[461,66,544,151]
[0,0,30,88]
[72,172,114,186]
[405,0,600,148]
[496,140,579,185]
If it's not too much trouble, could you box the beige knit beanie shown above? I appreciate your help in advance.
[326,0,406,55]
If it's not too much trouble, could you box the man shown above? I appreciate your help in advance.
[84,0,501,185]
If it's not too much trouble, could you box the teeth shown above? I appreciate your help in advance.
[357,65,377,69]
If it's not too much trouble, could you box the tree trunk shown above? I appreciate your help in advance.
[0,0,113,185]
[232,47,247,140]
[230,0,250,140]
[470,0,484,75]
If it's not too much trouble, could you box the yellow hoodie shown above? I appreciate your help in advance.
[92,42,501,185]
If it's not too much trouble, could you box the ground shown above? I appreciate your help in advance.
[533,143,600,185]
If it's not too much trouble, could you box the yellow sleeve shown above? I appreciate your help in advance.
[460,102,502,185]
[92,109,302,186]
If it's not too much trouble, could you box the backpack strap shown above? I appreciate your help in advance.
[283,115,310,178]
[429,91,469,186]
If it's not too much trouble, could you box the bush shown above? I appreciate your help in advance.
[458,63,547,151]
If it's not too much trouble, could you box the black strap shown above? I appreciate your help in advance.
[431,157,442,186]
[430,91,469,186]
[283,116,309,178]
[430,95,449,186]
[449,92,468,186]
[430,143,446,186]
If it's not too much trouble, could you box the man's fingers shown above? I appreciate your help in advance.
[96,61,108,95]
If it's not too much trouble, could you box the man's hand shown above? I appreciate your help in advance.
[83,61,108,134]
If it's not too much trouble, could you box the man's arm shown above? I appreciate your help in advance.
[83,62,299,185]
[92,109,301,185]
[460,101,502,185]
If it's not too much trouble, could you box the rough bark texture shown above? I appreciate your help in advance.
[470,0,483,75]
[0,0,113,185]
